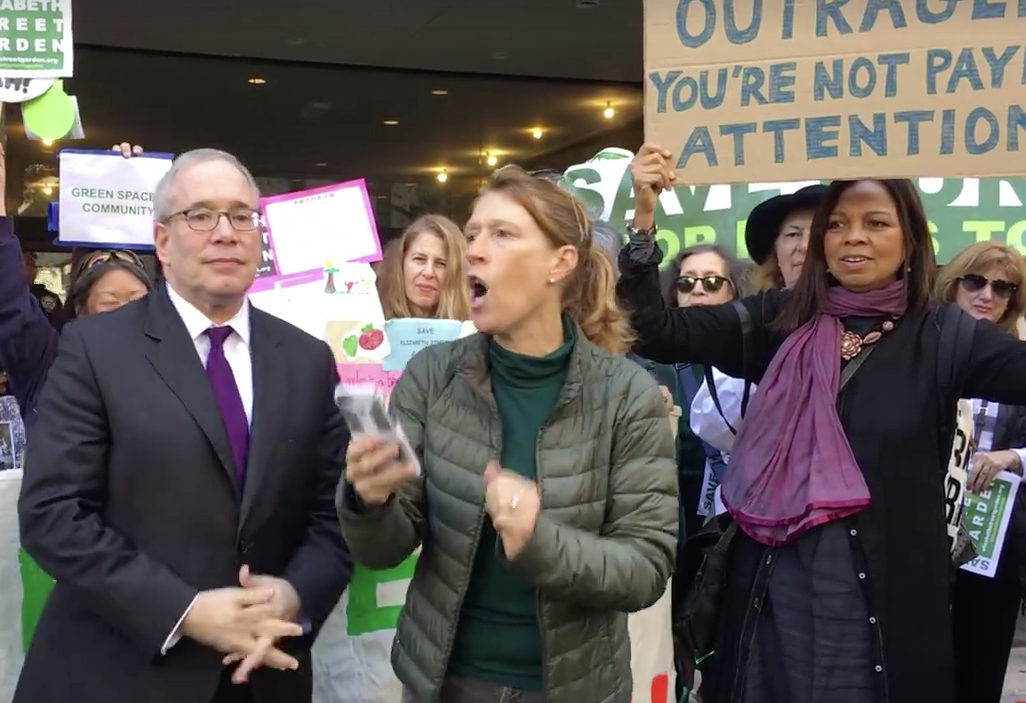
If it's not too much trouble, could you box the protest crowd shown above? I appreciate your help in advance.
[4,3,1026,703]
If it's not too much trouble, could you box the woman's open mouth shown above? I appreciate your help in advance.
[469,276,489,308]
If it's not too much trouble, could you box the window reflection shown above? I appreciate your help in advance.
[4,46,642,237]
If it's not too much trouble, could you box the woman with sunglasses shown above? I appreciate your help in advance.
[661,245,746,533]
[935,241,1026,703]
[0,143,151,426]
[648,245,747,700]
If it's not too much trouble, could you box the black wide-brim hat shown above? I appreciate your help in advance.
[744,184,829,265]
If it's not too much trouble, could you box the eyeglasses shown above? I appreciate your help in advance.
[80,249,144,271]
[676,275,731,294]
[959,273,1018,299]
[163,207,261,232]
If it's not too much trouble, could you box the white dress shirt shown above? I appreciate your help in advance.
[161,283,254,653]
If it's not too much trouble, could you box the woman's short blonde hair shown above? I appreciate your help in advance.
[935,241,1026,334]
[376,214,471,321]
[480,166,635,354]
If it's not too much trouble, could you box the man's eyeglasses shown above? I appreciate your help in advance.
[163,208,261,232]
[676,275,731,294]
[959,273,1018,299]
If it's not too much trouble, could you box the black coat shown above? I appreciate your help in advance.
[15,285,352,703]
[616,256,1026,703]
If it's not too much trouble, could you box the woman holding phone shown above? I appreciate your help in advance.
[338,165,677,703]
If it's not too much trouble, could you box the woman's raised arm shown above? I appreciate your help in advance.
[616,233,783,379]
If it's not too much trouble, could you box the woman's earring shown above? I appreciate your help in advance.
[548,277,555,284]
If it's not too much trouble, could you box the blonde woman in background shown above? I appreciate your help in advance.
[935,242,1026,703]
[377,214,471,320]
[340,165,677,703]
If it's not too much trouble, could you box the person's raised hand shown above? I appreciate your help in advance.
[111,142,143,159]
[629,143,676,225]
[346,434,417,507]
[180,586,303,670]
[483,461,541,560]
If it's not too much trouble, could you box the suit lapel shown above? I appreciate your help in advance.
[143,286,238,490]
[240,309,289,527]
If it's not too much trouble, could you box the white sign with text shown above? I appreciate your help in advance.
[58,149,172,247]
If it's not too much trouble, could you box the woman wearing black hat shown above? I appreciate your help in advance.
[746,184,828,291]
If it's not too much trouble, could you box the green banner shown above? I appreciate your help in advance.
[345,555,417,637]
[19,549,52,653]
[964,479,1014,559]
[561,148,1026,266]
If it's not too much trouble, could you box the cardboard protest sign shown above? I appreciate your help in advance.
[645,0,1026,184]
[561,147,1026,264]
[0,0,73,79]
[57,149,173,248]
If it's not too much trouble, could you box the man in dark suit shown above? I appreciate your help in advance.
[16,148,352,703]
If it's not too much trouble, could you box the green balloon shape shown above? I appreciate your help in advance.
[22,79,76,141]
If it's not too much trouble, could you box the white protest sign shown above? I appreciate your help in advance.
[57,149,172,247]
[0,0,73,79]
[0,76,51,102]
[645,0,1026,184]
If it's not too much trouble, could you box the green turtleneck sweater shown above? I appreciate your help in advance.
[447,320,575,690]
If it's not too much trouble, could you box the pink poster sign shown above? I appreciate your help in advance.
[336,363,403,396]
[258,179,383,286]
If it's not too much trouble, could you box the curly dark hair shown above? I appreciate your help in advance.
[772,179,935,332]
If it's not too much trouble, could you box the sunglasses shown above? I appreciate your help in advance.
[676,275,731,294]
[80,249,144,271]
[959,273,1018,299]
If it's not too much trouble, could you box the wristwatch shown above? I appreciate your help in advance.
[626,223,657,238]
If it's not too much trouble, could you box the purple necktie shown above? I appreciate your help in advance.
[204,326,249,486]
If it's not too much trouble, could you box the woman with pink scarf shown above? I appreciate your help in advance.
[616,144,1026,703]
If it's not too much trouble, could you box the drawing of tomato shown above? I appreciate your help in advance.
[358,323,384,351]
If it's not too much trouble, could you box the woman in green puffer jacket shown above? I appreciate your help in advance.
[338,165,678,703]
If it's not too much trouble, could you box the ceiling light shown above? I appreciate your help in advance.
[486,153,498,167]
[437,170,448,183]
[41,138,53,147]
[315,162,328,167]
[247,77,266,85]
[42,186,52,195]
[383,119,399,126]
[603,101,615,119]
[531,128,544,139]
[431,89,448,96]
